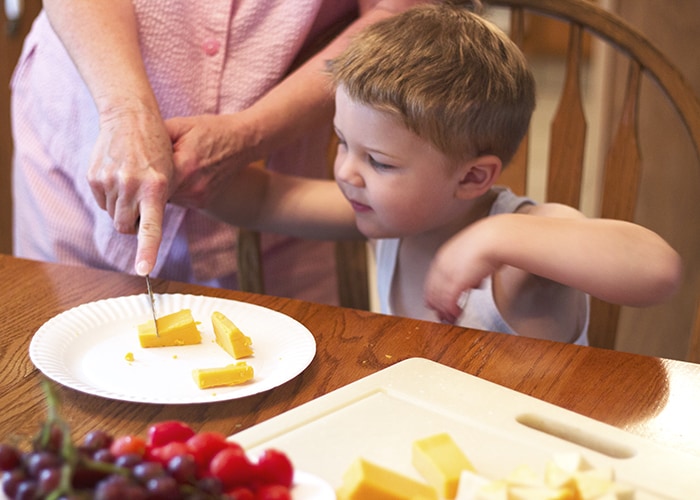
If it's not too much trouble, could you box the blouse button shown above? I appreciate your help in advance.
[202,39,221,56]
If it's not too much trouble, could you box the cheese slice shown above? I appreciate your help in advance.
[138,309,202,348]
[412,433,475,499]
[192,362,254,389]
[337,458,437,500]
[211,311,254,359]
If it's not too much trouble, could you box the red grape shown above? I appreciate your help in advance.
[147,421,196,448]
[254,449,293,488]
[110,434,147,457]
[209,446,256,489]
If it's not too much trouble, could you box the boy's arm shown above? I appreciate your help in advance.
[424,203,682,326]
[203,166,363,241]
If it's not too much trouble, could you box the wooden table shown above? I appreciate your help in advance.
[2,254,699,460]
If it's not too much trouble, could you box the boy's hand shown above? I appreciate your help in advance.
[424,223,499,323]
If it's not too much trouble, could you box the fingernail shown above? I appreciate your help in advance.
[136,260,149,276]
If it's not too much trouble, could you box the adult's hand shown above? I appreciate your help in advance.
[165,113,257,209]
[87,104,173,276]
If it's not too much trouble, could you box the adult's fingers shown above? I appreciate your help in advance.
[134,201,164,276]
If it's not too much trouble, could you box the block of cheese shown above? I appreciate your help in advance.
[454,470,490,500]
[138,309,202,348]
[336,458,437,500]
[412,433,475,499]
[192,362,254,389]
[211,311,254,359]
[507,485,575,500]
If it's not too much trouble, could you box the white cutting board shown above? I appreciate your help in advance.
[232,357,699,499]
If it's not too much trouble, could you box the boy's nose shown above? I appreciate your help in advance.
[334,154,364,187]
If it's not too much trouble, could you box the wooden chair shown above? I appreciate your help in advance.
[484,0,700,356]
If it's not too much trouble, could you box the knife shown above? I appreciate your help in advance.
[145,274,160,336]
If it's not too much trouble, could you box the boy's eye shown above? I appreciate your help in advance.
[369,156,395,170]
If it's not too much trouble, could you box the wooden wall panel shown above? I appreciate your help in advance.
[1,1,42,254]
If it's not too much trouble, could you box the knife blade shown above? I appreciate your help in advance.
[145,274,160,336]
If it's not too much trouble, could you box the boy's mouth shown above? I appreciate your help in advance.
[348,199,372,213]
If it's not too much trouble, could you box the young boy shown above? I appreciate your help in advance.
[195,2,681,344]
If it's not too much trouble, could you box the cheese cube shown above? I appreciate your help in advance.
[211,311,254,359]
[508,485,576,500]
[455,470,490,500]
[507,464,543,488]
[544,461,577,490]
[412,433,475,499]
[550,452,592,473]
[138,309,202,347]
[592,483,635,500]
[573,469,617,500]
[474,479,509,500]
[192,362,254,389]
[336,458,437,500]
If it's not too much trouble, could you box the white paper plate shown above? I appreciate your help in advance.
[292,470,336,499]
[29,294,316,404]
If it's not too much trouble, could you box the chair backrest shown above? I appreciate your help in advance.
[485,0,700,356]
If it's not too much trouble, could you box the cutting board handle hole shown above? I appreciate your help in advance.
[516,413,636,459]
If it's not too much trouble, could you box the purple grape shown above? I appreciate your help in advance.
[92,448,115,464]
[82,430,113,452]
[195,476,223,496]
[0,444,21,471]
[34,424,64,453]
[1,469,26,498]
[25,451,62,478]
[132,461,165,483]
[37,467,62,495]
[114,452,143,469]
[146,475,180,499]
[94,474,134,500]
[167,454,197,484]
[14,479,38,500]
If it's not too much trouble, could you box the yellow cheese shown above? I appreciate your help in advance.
[508,485,576,500]
[550,452,592,474]
[545,461,584,493]
[192,362,254,389]
[336,458,437,500]
[474,479,509,500]
[412,433,475,499]
[211,311,254,359]
[454,470,490,500]
[138,309,202,348]
[507,464,544,488]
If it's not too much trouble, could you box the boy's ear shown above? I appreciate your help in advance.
[455,154,502,199]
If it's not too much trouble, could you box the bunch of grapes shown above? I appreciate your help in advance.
[0,383,294,500]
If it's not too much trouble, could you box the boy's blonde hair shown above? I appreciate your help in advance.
[328,2,535,166]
